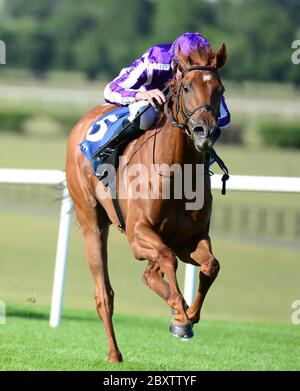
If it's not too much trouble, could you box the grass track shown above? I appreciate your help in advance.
[1,132,300,177]
[1,305,299,371]
[1,211,300,323]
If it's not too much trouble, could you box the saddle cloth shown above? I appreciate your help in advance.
[80,106,131,175]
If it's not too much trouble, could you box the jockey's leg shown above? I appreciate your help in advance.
[129,100,158,130]
[94,101,157,174]
[103,101,157,149]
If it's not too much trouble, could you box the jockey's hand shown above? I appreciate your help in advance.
[135,89,166,107]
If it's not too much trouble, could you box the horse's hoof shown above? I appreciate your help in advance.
[169,321,194,340]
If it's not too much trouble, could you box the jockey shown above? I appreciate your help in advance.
[99,32,230,162]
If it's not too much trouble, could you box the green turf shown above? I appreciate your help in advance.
[1,132,300,177]
[1,305,299,371]
[0,133,69,170]
[0,210,299,324]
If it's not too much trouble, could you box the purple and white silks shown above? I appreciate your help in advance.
[104,41,230,128]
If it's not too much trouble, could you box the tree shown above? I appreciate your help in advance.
[214,0,296,83]
[0,0,299,84]
[151,0,215,44]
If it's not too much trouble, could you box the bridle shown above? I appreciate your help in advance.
[154,65,230,193]
[161,65,230,194]
[165,65,221,137]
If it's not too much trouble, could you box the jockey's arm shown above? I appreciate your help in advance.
[103,53,166,107]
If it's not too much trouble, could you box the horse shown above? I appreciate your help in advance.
[66,43,227,363]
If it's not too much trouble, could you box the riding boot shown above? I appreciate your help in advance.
[92,119,142,179]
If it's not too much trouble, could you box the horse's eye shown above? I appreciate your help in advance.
[183,85,189,93]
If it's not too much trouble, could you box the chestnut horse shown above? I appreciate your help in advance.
[66,43,227,363]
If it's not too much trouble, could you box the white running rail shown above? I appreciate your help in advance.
[0,169,72,328]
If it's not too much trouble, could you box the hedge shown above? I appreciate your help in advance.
[0,110,32,133]
[0,108,79,135]
[258,120,300,149]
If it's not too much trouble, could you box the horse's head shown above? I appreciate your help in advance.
[169,43,227,152]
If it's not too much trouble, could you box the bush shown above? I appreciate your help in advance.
[0,108,79,135]
[218,123,245,145]
[0,109,32,133]
[52,113,79,134]
[258,120,300,149]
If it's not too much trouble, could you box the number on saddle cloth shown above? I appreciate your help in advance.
[80,106,131,175]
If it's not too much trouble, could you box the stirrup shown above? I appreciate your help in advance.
[97,168,109,181]
[97,146,115,159]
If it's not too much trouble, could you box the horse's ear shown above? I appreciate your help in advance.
[211,43,227,69]
[177,48,192,70]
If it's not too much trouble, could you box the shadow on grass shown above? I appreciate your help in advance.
[6,306,97,323]
[5,304,168,330]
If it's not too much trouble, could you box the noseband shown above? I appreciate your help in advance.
[166,65,220,136]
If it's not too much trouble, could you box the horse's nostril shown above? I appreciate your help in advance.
[193,126,205,135]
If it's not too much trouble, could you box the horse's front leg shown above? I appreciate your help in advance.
[130,222,193,339]
[142,261,170,301]
[186,238,220,324]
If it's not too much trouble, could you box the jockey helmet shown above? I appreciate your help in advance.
[170,32,211,60]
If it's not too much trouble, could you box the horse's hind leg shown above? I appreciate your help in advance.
[74,203,122,363]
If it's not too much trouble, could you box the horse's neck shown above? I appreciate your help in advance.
[155,123,205,166]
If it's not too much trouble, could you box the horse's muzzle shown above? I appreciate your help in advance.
[192,125,221,152]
